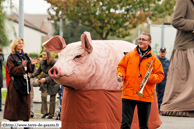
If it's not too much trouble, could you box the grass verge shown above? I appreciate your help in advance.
[2,91,7,100]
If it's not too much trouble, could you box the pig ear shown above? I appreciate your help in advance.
[81,31,93,53]
[43,36,66,53]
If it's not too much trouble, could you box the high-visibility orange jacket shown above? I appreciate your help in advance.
[117,46,164,102]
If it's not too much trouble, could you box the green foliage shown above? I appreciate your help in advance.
[152,43,159,56]
[0,0,9,47]
[29,53,39,59]
[2,67,5,78]
[54,20,98,44]
[2,91,7,100]
[151,0,176,21]
[35,63,40,70]
[51,53,58,58]
[45,0,176,39]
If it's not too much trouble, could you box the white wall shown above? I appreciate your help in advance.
[4,19,46,55]
[150,25,177,59]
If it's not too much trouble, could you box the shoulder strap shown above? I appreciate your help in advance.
[11,54,22,66]
[23,53,31,64]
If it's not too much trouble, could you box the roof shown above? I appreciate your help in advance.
[24,14,54,37]
[24,14,49,29]
[8,13,47,34]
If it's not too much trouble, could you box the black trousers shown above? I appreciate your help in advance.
[121,99,151,129]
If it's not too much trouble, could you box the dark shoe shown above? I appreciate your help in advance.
[30,111,34,118]
[47,116,53,119]
[41,113,48,118]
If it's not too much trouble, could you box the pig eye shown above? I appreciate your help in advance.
[75,55,82,58]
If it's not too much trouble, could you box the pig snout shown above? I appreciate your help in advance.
[49,66,61,78]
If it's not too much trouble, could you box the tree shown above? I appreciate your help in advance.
[54,20,98,44]
[151,0,176,21]
[0,0,9,47]
[45,0,176,40]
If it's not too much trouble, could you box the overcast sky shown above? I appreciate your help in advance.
[4,0,51,14]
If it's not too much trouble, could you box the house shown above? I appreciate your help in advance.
[3,13,53,55]
[24,14,54,41]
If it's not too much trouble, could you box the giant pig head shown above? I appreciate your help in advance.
[44,32,125,90]
[44,32,96,90]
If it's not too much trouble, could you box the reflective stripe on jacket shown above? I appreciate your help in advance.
[117,47,164,102]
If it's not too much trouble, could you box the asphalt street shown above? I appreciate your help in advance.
[1,79,194,129]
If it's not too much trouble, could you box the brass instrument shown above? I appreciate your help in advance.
[137,60,154,97]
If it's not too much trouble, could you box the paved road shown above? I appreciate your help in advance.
[1,100,194,129]
[159,115,194,129]
[1,79,194,129]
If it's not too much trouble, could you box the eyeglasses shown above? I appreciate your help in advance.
[138,38,149,42]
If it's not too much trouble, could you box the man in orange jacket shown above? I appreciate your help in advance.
[117,33,164,129]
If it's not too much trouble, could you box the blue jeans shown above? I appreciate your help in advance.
[0,87,2,109]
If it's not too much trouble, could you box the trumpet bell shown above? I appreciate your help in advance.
[137,92,144,97]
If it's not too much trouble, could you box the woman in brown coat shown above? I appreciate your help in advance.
[30,49,59,119]
[3,38,39,125]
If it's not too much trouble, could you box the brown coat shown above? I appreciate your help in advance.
[3,54,34,121]
[172,0,194,50]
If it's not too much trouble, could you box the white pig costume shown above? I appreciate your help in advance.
[43,32,161,129]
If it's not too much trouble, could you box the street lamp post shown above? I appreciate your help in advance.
[19,0,24,38]
[59,18,63,37]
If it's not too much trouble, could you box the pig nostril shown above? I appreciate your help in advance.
[56,71,58,75]
[51,69,54,74]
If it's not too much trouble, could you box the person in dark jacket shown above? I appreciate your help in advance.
[0,47,4,112]
[156,47,169,110]
[3,38,39,128]
[30,49,59,119]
